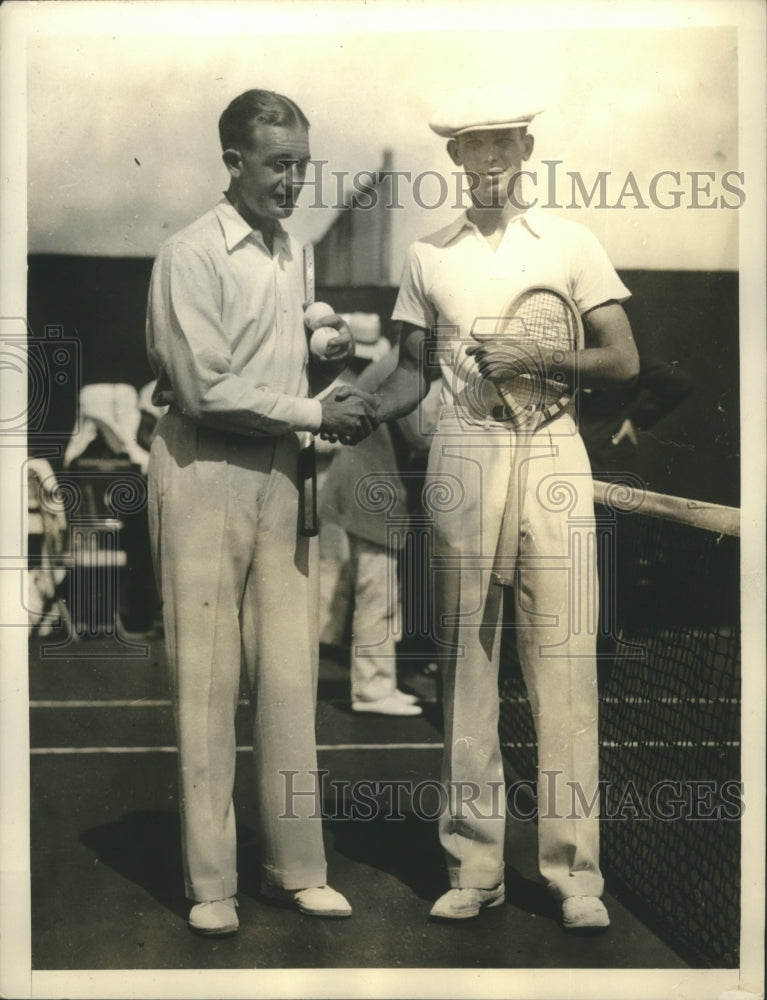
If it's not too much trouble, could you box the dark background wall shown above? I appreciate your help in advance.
[27,256,739,506]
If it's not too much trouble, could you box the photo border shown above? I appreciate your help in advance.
[1,2,764,998]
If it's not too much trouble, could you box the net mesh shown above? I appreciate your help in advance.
[498,483,741,968]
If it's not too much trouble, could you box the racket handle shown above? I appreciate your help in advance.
[298,440,319,537]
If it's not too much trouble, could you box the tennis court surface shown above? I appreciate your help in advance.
[30,632,692,972]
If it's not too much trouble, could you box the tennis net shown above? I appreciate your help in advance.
[498,479,741,967]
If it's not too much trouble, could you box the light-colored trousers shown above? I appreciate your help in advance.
[348,534,401,703]
[426,411,604,901]
[148,411,327,902]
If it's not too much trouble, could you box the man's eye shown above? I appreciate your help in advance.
[277,158,308,172]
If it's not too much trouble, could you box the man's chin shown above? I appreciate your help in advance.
[466,177,504,208]
[472,192,508,210]
[271,202,296,219]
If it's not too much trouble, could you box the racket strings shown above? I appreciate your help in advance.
[499,292,579,352]
[483,290,581,421]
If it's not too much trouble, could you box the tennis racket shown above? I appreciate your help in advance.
[473,286,584,586]
[471,285,584,431]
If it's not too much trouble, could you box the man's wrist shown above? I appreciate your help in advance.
[372,392,392,423]
[299,397,324,433]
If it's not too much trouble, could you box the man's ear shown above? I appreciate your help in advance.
[447,138,461,166]
[522,133,535,162]
[222,148,242,177]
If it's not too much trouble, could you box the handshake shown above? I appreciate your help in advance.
[305,304,379,445]
[319,385,379,445]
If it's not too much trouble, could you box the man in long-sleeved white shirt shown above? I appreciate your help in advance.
[146,89,373,936]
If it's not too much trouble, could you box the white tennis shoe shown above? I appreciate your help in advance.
[261,883,352,918]
[352,693,422,716]
[188,897,239,936]
[394,689,419,705]
[561,895,610,930]
[429,884,505,920]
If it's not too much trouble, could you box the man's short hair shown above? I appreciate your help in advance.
[219,90,310,151]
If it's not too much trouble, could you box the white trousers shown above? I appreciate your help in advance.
[426,411,604,901]
[148,411,327,902]
[348,534,401,703]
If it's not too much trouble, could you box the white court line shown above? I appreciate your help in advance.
[30,746,181,754]
[30,700,174,708]
[29,696,738,708]
[29,739,739,755]
[30,742,446,755]
[29,698,440,708]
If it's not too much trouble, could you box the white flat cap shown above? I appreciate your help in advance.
[429,84,543,138]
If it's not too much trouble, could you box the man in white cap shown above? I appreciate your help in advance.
[366,84,639,929]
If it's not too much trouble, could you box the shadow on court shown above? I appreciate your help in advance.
[79,810,188,922]
[78,805,562,933]
[79,810,297,920]
[326,813,444,903]
[29,639,691,971]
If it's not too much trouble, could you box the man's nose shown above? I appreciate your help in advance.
[282,161,302,185]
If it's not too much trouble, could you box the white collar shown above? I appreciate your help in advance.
[215,197,291,255]
[443,204,543,245]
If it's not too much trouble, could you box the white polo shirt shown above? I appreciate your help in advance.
[147,198,322,437]
[392,207,630,418]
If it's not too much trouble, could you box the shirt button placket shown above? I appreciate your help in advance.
[275,249,290,339]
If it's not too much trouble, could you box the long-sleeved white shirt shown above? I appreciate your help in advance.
[146,197,322,437]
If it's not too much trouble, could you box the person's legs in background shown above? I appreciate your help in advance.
[348,533,421,716]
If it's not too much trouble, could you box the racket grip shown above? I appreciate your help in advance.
[298,440,319,537]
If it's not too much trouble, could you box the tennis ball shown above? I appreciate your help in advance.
[309,326,339,358]
[304,301,335,329]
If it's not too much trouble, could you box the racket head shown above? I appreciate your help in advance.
[472,285,584,428]
[493,285,584,349]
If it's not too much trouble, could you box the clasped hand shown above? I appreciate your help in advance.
[319,385,378,445]
[311,313,355,362]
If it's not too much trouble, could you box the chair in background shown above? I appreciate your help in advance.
[27,457,71,638]
[62,383,151,636]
